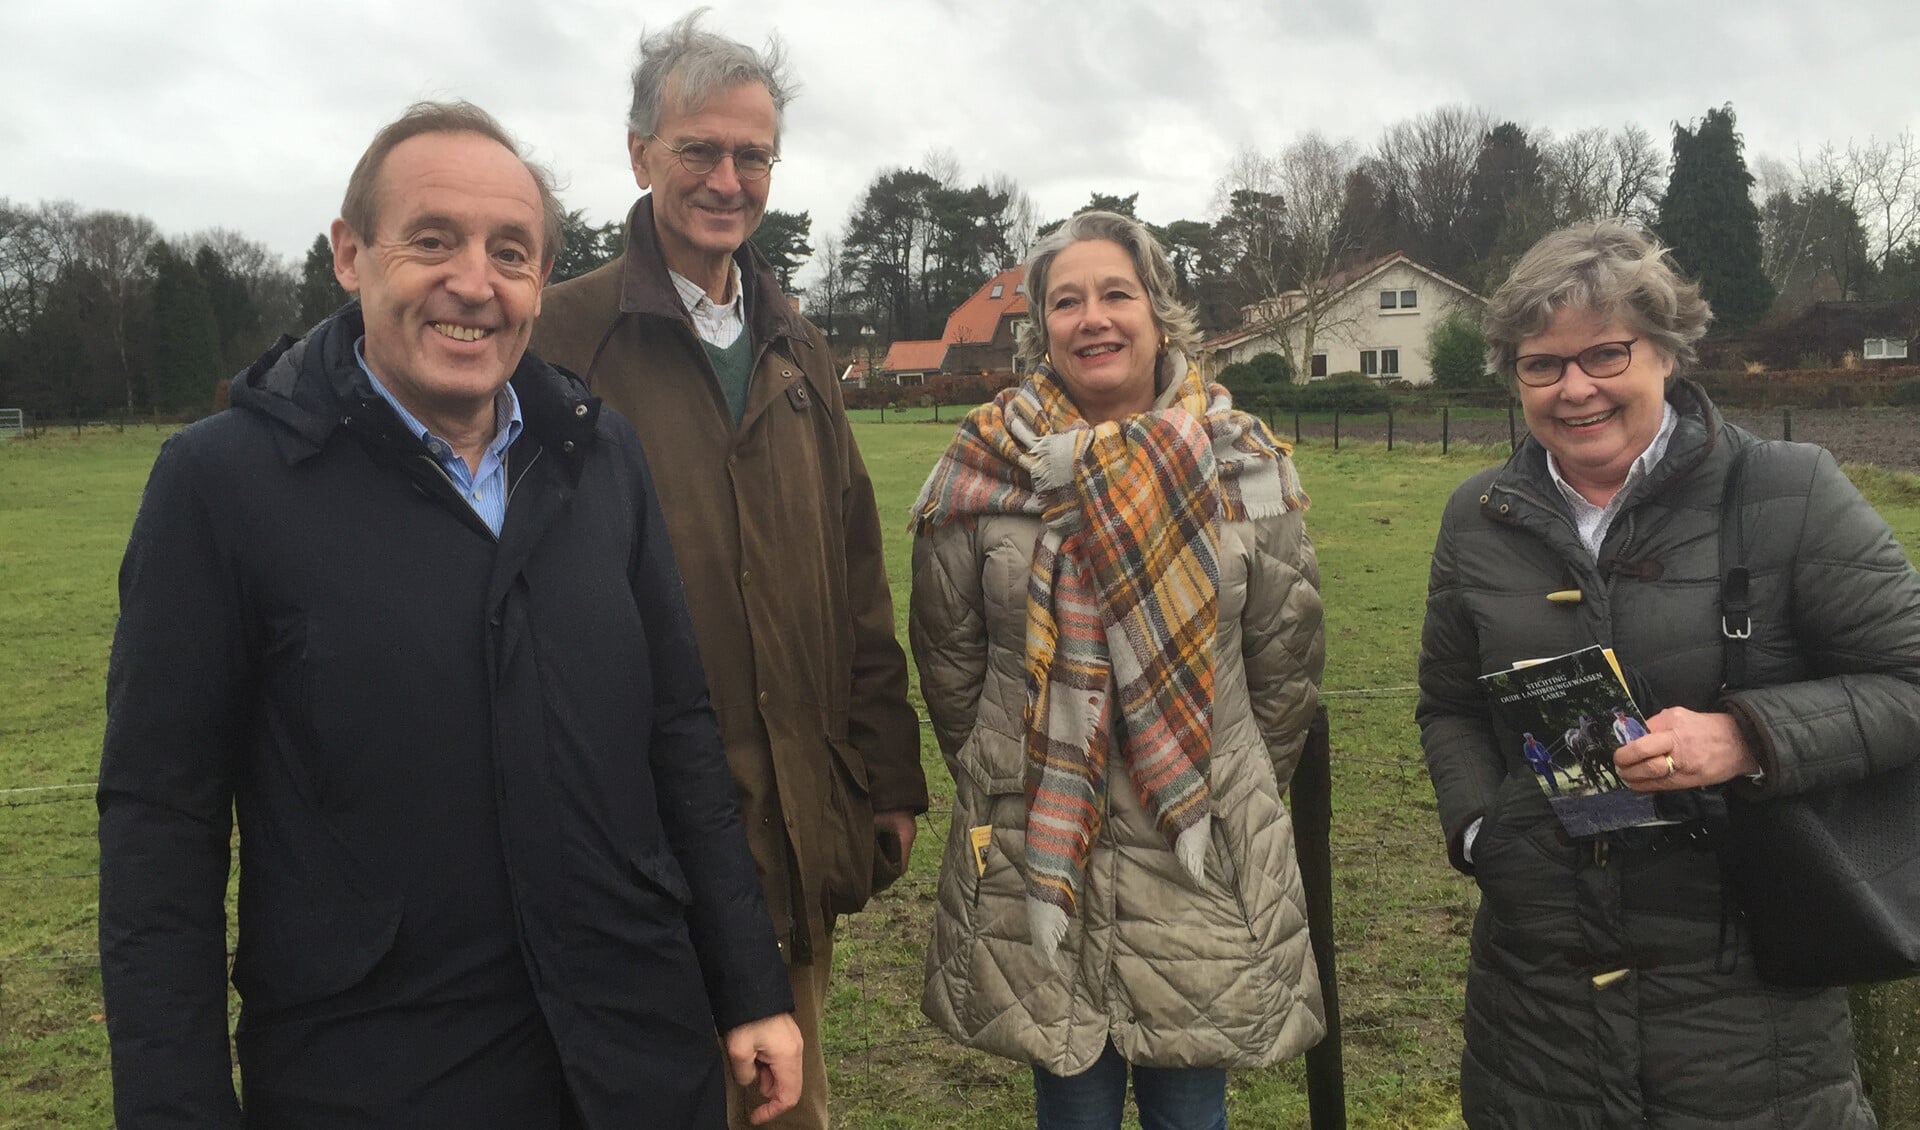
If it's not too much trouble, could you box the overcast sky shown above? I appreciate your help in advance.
[7,0,1918,282]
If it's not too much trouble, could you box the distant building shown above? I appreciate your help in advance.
[876,267,1030,385]
[1201,253,1484,386]
[1741,299,1918,370]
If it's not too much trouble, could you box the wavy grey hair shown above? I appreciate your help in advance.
[340,100,564,267]
[1484,220,1713,376]
[1016,210,1203,374]
[626,8,794,146]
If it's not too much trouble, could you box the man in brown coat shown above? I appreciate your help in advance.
[531,13,926,1128]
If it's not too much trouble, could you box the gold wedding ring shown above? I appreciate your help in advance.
[1664,754,1677,779]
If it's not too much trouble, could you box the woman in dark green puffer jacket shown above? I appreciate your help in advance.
[1418,222,1920,1129]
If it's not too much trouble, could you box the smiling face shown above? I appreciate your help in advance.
[628,77,776,299]
[1516,305,1674,504]
[1042,238,1161,424]
[331,129,548,440]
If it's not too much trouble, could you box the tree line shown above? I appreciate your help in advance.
[4,103,1918,420]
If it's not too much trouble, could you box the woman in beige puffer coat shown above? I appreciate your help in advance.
[909,211,1327,1129]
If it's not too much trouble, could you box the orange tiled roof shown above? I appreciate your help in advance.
[941,266,1027,346]
[882,339,948,371]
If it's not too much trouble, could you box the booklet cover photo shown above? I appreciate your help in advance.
[1480,645,1672,837]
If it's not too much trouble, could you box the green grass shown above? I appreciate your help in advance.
[4,426,1918,1128]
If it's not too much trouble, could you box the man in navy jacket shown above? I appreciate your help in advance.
[98,100,800,1129]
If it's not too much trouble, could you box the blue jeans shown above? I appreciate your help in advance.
[1032,1040,1228,1130]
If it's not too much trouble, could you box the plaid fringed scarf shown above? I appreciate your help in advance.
[910,358,1307,960]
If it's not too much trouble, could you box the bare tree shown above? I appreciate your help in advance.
[1545,124,1665,228]
[987,172,1038,265]
[1213,136,1366,383]
[1368,105,1493,277]
[1609,124,1665,226]
[1844,131,1920,270]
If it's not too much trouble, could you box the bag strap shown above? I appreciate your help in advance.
[1717,443,1753,692]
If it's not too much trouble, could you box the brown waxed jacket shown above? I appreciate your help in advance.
[532,196,927,962]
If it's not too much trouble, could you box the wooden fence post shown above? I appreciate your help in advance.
[1291,707,1346,1129]
[1387,407,1394,451]
[1333,410,1342,451]
[1508,401,1518,451]
[1782,407,1793,442]
[1442,405,1451,454]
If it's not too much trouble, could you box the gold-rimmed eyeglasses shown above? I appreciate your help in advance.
[1511,339,1640,387]
[650,136,780,180]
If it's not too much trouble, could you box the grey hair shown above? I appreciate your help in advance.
[1483,220,1713,375]
[1016,210,1202,373]
[341,100,565,267]
[626,8,794,146]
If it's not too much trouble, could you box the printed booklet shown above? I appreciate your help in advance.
[1479,645,1674,837]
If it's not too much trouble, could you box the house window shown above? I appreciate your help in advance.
[1359,349,1401,378]
[1310,352,1328,379]
[990,284,1004,299]
[1399,289,1417,309]
[1014,283,1025,295]
[898,372,925,387]
[1379,290,1397,309]
[1380,289,1419,310]
[1864,337,1910,360]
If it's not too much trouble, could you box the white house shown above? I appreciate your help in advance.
[1201,253,1484,386]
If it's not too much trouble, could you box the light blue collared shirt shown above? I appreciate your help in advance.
[354,338,523,535]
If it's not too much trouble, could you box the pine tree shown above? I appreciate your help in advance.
[1656,105,1775,333]
[298,233,349,330]
[145,240,223,413]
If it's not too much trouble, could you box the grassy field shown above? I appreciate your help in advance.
[3,424,1918,1128]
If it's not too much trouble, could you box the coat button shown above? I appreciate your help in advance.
[573,403,588,417]
[562,440,576,453]
[741,570,753,587]
[758,691,770,707]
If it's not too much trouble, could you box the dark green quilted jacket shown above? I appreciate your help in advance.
[1418,379,1920,1128]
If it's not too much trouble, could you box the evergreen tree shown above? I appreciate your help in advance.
[194,244,259,369]
[145,240,223,413]
[1463,123,1555,291]
[748,209,814,292]
[298,233,349,330]
[1656,105,1775,332]
[550,209,624,284]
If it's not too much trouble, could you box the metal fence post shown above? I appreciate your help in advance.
[1334,410,1342,451]
[1508,401,1518,451]
[1387,407,1394,451]
[1442,405,1451,454]
[1782,407,1792,441]
[1294,412,1302,445]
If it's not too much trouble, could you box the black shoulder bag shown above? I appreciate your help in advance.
[1717,443,1920,987]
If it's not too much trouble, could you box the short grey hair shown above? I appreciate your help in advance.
[1483,220,1713,375]
[1016,211,1202,374]
[340,100,565,268]
[626,8,794,146]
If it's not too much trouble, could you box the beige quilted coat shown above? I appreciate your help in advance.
[910,419,1328,1076]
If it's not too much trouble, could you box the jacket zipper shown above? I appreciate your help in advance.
[413,454,499,543]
